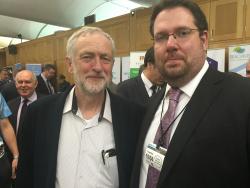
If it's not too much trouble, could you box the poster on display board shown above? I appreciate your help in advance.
[207,48,225,72]
[112,57,121,84]
[25,64,42,76]
[130,51,146,78]
[229,44,250,76]
[14,63,22,71]
[121,56,130,81]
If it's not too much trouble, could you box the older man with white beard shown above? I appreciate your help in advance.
[16,26,145,188]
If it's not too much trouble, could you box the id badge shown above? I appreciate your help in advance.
[145,143,167,171]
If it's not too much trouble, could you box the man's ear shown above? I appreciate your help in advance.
[65,57,73,74]
[200,30,208,51]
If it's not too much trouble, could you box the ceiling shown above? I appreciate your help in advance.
[0,0,157,48]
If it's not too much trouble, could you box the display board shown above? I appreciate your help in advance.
[130,51,146,78]
[25,64,42,75]
[229,44,250,76]
[112,57,121,84]
[121,56,130,81]
[207,48,225,72]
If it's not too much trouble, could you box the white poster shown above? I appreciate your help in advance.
[207,48,225,72]
[229,44,250,76]
[130,51,146,78]
[121,56,130,81]
[26,64,42,75]
[112,57,121,84]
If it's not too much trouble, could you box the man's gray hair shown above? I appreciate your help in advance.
[15,70,37,82]
[66,26,115,59]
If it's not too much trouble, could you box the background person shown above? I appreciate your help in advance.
[36,64,56,95]
[117,47,165,106]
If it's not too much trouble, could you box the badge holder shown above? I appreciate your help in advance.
[145,143,167,171]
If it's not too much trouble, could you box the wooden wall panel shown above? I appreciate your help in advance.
[89,14,130,56]
[2,2,250,77]
[54,30,76,84]
[130,8,153,51]
[245,0,250,39]
[0,51,6,68]
[5,35,55,67]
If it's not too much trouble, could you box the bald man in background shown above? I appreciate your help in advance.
[8,70,44,142]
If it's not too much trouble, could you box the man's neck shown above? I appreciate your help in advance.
[75,87,105,120]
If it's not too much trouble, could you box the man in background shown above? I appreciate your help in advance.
[16,26,144,188]
[131,0,250,188]
[1,68,24,102]
[36,64,56,95]
[0,68,11,90]
[8,70,43,142]
[117,47,165,106]
[57,74,71,93]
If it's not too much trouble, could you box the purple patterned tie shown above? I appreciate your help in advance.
[145,87,182,188]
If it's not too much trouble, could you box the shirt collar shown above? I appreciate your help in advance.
[141,72,153,90]
[21,91,37,103]
[63,86,112,123]
[41,73,47,82]
[165,60,209,98]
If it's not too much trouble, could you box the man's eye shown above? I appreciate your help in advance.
[155,35,167,42]
[177,30,190,37]
[81,56,91,59]
[103,57,111,61]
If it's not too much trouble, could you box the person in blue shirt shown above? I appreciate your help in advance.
[0,93,18,188]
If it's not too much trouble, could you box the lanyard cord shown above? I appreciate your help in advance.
[157,96,188,147]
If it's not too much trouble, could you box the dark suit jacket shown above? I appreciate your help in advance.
[16,88,145,188]
[7,93,44,144]
[117,76,150,106]
[1,81,18,102]
[36,74,51,95]
[130,68,250,188]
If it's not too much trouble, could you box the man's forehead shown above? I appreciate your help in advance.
[155,7,196,29]
[17,76,33,81]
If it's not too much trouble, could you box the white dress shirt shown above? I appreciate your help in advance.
[139,61,209,188]
[141,72,155,97]
[56,87,118,188]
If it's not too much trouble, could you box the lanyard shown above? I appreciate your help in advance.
[157,96,188,148]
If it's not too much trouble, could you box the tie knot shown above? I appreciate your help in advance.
[23,99,29,104]
[168,87,182,102]
[151,85,157,94]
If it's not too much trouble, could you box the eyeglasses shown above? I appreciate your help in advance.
[153,28,200,44]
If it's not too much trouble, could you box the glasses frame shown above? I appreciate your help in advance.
[153,27,201,44]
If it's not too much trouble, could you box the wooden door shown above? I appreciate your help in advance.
[210,0,244,41]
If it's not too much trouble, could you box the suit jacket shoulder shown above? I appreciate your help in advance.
[117,76,149,106]
[36,74,50,95]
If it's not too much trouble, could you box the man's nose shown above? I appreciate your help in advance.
[166,35,178,52]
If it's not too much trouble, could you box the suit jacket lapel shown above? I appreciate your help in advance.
[13,98,21,132]
[45,90,71,187]
[130,88,165,187]
[109,91,126,186]
[137,76,150,99]
[158,68,224,186]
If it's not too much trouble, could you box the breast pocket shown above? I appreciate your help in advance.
[98,146,119,188]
